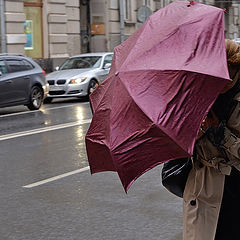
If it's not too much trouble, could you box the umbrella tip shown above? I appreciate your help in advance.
[187,1,194,7]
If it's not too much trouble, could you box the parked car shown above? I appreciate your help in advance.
[0,54,49,110]
[45,52,113,102]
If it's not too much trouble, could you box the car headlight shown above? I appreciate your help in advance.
[69,77,87,84]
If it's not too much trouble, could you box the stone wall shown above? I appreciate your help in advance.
[5,0,25,54]
[66,0,81,56]
[47,0,68,59]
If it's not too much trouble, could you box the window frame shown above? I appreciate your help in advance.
[0,59,8,75]
[123,0,132,21]
[5,58,33,73]
[103,54,113,65]
[22,59,34,70]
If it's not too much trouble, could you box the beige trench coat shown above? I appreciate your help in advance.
[183,92,240,240]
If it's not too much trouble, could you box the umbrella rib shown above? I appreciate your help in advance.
[120,69,229,83]
[116,69,228,155]
[116,73,191,156]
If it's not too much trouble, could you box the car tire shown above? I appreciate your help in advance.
[88,79,99,96]
[44,97,53,104]
[27,85,44,110]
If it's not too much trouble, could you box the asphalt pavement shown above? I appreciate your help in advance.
[0,98,183,240]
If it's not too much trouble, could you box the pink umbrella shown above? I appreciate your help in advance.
[85,1,230,192]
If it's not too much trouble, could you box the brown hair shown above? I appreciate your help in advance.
[225,39,240,66]
[221,39,240,93]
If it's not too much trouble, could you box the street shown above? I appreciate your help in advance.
[0,98,182,240]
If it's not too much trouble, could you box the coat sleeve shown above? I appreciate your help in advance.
[221,95,240,159]
[221,126,240,159]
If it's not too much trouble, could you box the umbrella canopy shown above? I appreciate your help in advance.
[85,1,230,192]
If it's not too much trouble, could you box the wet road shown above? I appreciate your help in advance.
[0,98,182,240]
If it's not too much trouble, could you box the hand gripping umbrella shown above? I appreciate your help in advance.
[85,1,230,192]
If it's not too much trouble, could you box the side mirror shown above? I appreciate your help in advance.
[55,66,60,71]
[103,63,111,69]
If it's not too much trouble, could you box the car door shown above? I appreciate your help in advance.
[0,59,14,105]
[5,58,32,103]
[97,54,113,82]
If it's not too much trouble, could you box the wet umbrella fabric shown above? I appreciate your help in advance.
[85,1,230,192]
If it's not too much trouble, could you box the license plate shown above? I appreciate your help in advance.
[50,85,64,91]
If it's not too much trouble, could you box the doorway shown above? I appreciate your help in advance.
[24,1,43,58]
[80,0,91,53]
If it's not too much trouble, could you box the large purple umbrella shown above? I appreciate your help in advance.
[85,1,230,192]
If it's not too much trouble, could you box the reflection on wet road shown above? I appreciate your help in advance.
[0,98,92,135]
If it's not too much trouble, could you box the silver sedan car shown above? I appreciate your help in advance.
[45,52,113,102]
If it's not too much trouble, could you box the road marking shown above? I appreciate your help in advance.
[0,103,89,118]
[0,119,91,141]
[22,166,90,188]
[44,103,89,111]
[0,109,41,118]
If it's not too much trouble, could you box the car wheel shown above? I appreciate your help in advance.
[27,85,43,110]
[44,97,53,104]
[88,79,99,95]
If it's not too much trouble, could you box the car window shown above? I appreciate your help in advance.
[60,56,103,70]
[103,55,113,65]
[92,58,102,68]
[6,59,32,73]
[22,59,34,70]
[0,60,7,75]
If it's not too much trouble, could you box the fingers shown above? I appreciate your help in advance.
[197,110,220,141]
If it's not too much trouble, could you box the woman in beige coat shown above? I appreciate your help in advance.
[183,39,240,240]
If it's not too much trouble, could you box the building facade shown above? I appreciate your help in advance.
[0,0,240,71]
[1,0,81,71]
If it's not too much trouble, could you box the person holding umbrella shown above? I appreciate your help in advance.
[183,39,240,240]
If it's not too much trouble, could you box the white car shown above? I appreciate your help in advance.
[45,52,113,102]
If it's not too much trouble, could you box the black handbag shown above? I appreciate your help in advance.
[161,157,192,198]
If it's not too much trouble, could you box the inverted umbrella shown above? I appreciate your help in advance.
[85,1,230,192]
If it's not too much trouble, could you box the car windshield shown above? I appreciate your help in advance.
[59,56,102,70]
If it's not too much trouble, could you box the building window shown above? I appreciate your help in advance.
[24,1,43,58]
[124,0,131,21]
